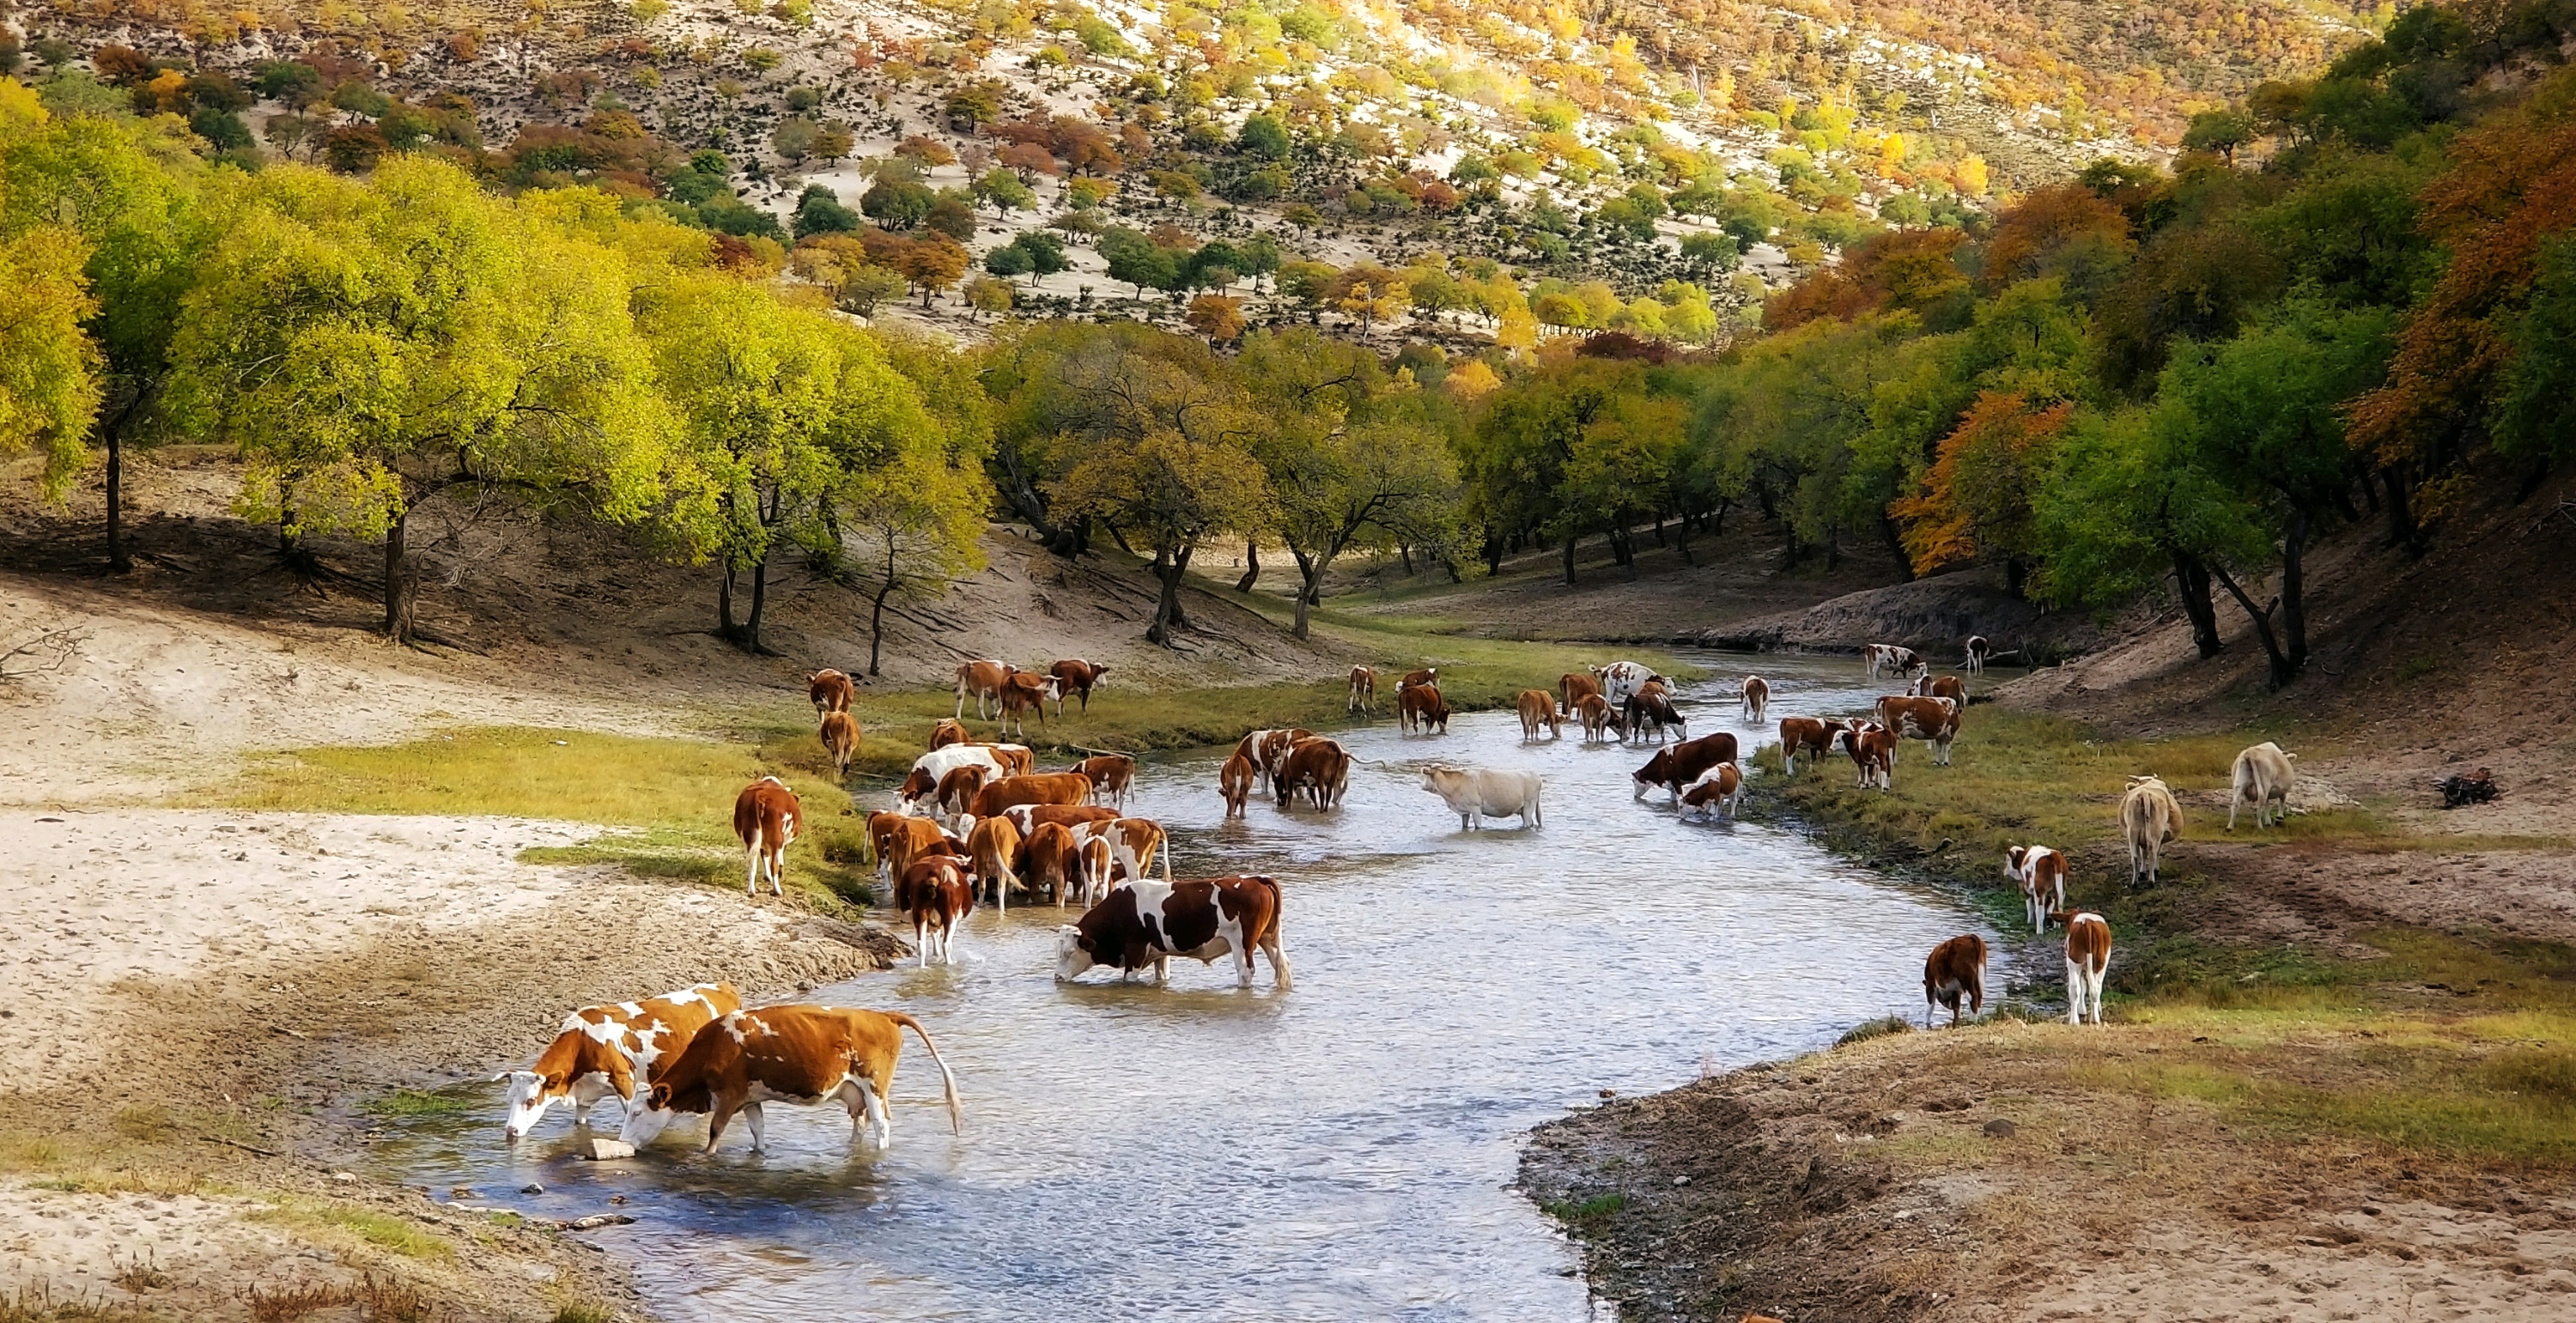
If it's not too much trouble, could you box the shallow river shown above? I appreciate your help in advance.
[368,652,1992,1320]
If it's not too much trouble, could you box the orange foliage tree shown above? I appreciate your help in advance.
[1890,391,2073,595]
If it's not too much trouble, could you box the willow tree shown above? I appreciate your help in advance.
[168,158,668,643]
[836,334,993,676]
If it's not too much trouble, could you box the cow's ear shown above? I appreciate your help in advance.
[649,1083,671,1108]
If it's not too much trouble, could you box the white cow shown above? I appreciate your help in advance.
[1419,766,1543,829]
[1592,661,1656,703]
[902,743,1028,812]
[2121,775,2184,886]
[2228,742,2299,829]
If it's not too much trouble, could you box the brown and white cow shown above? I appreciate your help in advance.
[1738,676,1770,723]
[1964,635,1992,675]
[820,711,860,780]
[2120,775,2183,886]
[1019,822,1112,907]
[1907,673,1967,706]
[1072,816,1170,889]
[733,777,802,896]
[1055,877,1291,990]
[1559,671,1605,717]
[1398,683,1451,735]
[1348,666,1377,715]
[1070,754,1136,811]
[1622,689,1686,743]
[1923,934,1987,1028]
[1679,762,1743,821]
[1400,666,1438,689]
[1218,750,1255,819]
[1863,644,1923,683]
[1517,689,1563,741]
[1875,695,1962,767]
[623,1004,962,1152]
[1047,658,1109,716]
[866,810,912,874]
[496,982,743,1138]
[996,670,1060,739]
[933,765,989,827]
[1847,721,1896,791]
[2228,742,2298,830]
[878,814,967,882]
[969,771,1094,822]
[1777,716,1846,775]
[1274,736,1351,810]
[2054,911,2112,1025]
[1593,661,1656,703]
[1632,732,1740,803]
[953,659,1010,720]
[999,803,1121,839]
[965,813,1023,904]
[896,856,975,965]
[929,718,969,750]
[2006,844,2069,934]
[1574,693,1618,743]
[808,669,855,716]
[1234,728,1315,792]
[901,744,1036,812]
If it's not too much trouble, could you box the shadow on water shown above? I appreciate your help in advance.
[368,651,1998,1320]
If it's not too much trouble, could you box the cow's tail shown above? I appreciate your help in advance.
[884,1011,963,1136]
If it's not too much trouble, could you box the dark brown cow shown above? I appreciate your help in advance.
[878,815,967,882]
[1048,658,1109,716]
[733,777,802,896]
[896,856,975,965]
[1273,736,1351,810]
[953,659,1009,720]
[808,669,855,716]
[1054,877,1291,990]
[1621,689,1685,743]
[1923,934,1987,1028]
[1777,716,1847,774]
[820,711,860,780]
[1397,683,1450,735]
[1631,732,1740,803]
[997,670,1060,739]
[968,771,1094,821]
[1558,671,1604,717]
[1070,754,1136,811]
[623,1004,962,1152]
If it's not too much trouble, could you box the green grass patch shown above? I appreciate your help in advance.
[1542,1192,1631,1223]
[359,1088,478,1120]
[252,1199,453,1259]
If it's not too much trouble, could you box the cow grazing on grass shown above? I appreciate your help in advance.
[968,771,1094,822]
[1623,689,1686,743]
[1056,877,1291,990]
[1964,636,1992,674]
[2006,845,2069,934]
[1048,659,1108,716]
[1398,683,1451,735]
[2228,742,2299,830]
[2056,912,2112,1025]
[1594,661,1656,702]
[1863,644,1923,683]
[1400,667,1438,689]
[1876,695,1962,767]
[930,719,967,749]
[896,856,975,965]
[1348,666,1376,715]
[820,711,860,780]
[953,659,1010,720]
[1558,671,1604,717]
[1517,689,1562,741]
[1071,754,1136,811]
[1420,766,1543,829]
[623,1004,962,1153]
[965,814,1022,905]
[1923,935,1987,1028]
[808,670,855,716]
[734,777,802,896]
[1633,732,1740,803]
[1908,673,1966,706]
[1274,737,1351,810]
[997,670,1060,739]
[2120,775,2184,886]
[1777,717,1846,775]
[1739,676,1770,723]
[497,982,742,1139]
[1575,694,1618,742]
[933,765,988,827]
[1679,762,1743,820]
[1219,751,1255,819]
[1847,722,1895,791]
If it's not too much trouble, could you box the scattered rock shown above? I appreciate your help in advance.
[1983,1119,2019,1138]
[1672,1174,1692,1187]
[578,1138,635,1162]
[330,1171,356,1183]
[520,1182,544,1195]
[1600,1088,1618,1098]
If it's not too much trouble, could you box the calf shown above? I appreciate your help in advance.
[1398,683,1451,735]
[1400,666,1438,689]
[1218,751,1255,819]
[1679,762,1743,820]
[623,1004,962,1152]
[969,771,1095,822]
[1593,660,1656,702]
[2056,912,2112,1025]
[1575,693,1617,742]
[1071,753,1136,811]
[1848,721,1895,791]
[1908,673,1966,705]
[965,813,1022,905]
[1964,635,1992,674]
[2120,775,2183,886]
[808,669,855,716]
[933,765,989,827]
[1739,676,1769,723]
[1517,689,1562,741]
[496,982,742,1138]
[1863,644,1923,683]
[820,711,860,780]
[929,718,968,749]
[1923,934,1987,1028]
[2005,844,2069,934]
[953,658,1009,720]
[996,670,1060,739]
[896,856,975,965]
[1347,665,1376,715]
[1273,736,1351,810]
[1048,658,1108,715]
[733,777,802,896]
[2228,742,2298,830]
[1420,766,1543,829]
[1055,877,1291,990]
[1632,732,1740,803]
[1622,689,1686,743]
[1876,695,1962,767]
[1777,716,1845,775]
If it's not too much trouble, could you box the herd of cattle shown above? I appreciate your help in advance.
[501,640,2310,1157]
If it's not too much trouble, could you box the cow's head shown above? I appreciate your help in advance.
[495,1069,563,1140]
[619,1083,681,1147]
[2004,845,2030,878]
[1054,925,1097,981]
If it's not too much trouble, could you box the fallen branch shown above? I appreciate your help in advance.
[0,627,86,683]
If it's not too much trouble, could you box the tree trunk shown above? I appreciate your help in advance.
[2210,561,2294,689]
[2005,555,2027,600]
[1146,549,1182,646]
[105,428,130,573]
[1879,514,1914,581]
[1560,533,1577,586]
[1236,538,1261,593]
[1167,543,1194,630]
[382,507,412,644]
[1290,548,1321,640]
[1710,495,1730,537]
[1482,531,1504,577]
[1399,543,1414,575]
[1674,515,1695,567]
[2280,507,2308,681]
[2381,464,2422,555]
[869,582,891,677]
[1104,519,1136,555]
[718,561,738,641]
[2169,548,2224,659]
[744,554,770,653]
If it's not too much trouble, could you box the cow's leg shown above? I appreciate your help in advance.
[769,847,786,896]
[865,1076,892,1149]
[2065,957,2087,1025]
[705,1097,739,1153]
[1154,955,1171,983]
[915,919,932,968]
[1263,934,1292,990]
[744,832,762,895]
[739,1101,767,1153]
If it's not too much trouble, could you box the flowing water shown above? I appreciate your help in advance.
[368,652,1993,1321]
